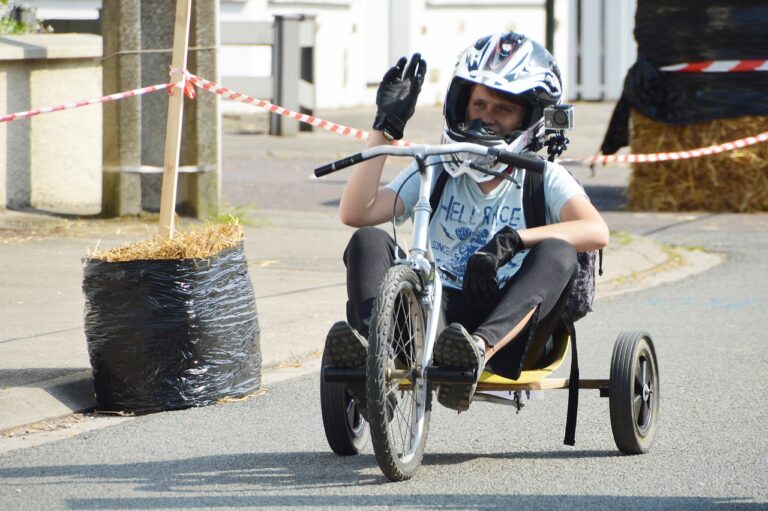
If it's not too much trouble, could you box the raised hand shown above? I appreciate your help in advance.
[372,53,427,141]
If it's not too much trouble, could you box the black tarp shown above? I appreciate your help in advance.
[82,243,261,413]
[601,1,768,154]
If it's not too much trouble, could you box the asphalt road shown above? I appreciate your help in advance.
[0,213,766,510]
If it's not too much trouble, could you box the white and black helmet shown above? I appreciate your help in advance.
[441,32,563,182]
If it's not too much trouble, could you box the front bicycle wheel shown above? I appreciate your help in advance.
[367,265,431,481]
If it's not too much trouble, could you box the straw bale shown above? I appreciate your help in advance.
[628,111,768,211]
[91,222,244,262]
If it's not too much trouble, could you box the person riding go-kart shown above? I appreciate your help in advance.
[323,31,609,415]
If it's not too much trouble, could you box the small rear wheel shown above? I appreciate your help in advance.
[609,331,659,454]
[368,265,431,481]
[320,355,369,455]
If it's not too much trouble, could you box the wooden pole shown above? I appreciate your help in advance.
[158,0,192,238]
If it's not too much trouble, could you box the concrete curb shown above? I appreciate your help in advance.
[0,371,95,433]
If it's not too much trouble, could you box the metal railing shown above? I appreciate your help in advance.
[221,15,316,136]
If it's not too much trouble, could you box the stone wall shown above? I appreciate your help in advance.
[0,34,102,214]
[101,0,219,217]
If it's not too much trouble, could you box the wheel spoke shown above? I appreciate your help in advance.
[390,391,414,456]
[392,296,413,367]
[633,393,643,420]
[638,399,649,428]
[396,293,418,368]
[368,268,429,480]
[346,398,356,425]
[385,287,419,458]
[634,370,643,391]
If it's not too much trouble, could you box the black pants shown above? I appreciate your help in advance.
[343,226,578,379]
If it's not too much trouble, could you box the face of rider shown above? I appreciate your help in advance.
[466,85,526,139]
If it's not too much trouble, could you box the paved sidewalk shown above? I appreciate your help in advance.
[0,206,720,435]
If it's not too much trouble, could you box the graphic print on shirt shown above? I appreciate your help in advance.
[384,161,587,291]
[431,190,524,284]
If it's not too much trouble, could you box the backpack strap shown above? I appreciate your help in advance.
[522,167,546,229]
[562,313,580,446]
[429,170,450,222]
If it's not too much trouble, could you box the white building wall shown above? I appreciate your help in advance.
[220,0,552,111]
[410,1,548,107]
[17,0,636,110]
[219,0,367,112]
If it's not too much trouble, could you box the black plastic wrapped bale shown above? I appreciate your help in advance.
[598,0,768,212]
[82,243,261,413]
[601,1,768,154]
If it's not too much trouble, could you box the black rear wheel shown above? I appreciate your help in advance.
[609,331,659,454]
[320,355,369,455]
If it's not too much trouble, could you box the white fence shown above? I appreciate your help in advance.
[220,16,316,135]
[17,0,638,105]
[568,0,637,100]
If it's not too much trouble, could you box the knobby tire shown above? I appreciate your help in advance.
[367,265,431,481]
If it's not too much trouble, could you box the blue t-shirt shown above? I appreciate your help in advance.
[385,157,587,290]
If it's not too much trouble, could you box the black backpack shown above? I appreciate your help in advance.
[521,168,603,321]
[429,167,602,321]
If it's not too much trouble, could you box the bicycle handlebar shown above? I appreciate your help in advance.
[313,143,546,178]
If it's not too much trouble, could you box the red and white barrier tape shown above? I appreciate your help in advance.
[661,60,768,72]
[0,82,174,124]
[185,72,410,146]
[574,130,768,165]
[184,72,768,165]
[2,69,765,165]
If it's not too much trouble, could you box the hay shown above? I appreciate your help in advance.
[628,111,768,211]
[91,222,244,262]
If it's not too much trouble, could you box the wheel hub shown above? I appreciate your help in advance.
[642,383,652,402]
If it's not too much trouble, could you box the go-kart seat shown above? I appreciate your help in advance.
[478,322,571,385]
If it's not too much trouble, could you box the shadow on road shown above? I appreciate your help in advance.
[0,367,88,388]
[423,449,618,466]
[1,452,764,509]
[584,184,627,211]
[63,495,764,510]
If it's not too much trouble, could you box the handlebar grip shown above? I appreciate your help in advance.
[491,148,546,173]
[314,153,365,177]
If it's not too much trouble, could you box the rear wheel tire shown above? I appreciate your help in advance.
[609,331,659,454]
[320,355,369,455]
[368,265,431,481]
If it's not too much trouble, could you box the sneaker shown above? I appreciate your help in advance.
[323,321,369,417]
[324,321,368,368]
[433,323,485,412]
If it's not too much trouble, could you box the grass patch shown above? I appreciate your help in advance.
[609,230,633,246]
[207,202,268,227]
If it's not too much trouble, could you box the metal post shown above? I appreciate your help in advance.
[546,0,555,53]
[269,15,301,136]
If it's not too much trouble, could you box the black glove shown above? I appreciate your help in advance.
[463,227,524,310]
[372,53,426,141]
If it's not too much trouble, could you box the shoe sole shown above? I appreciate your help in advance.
[434,326,481,412]
[325,321,368,368]
[324,321,369,418]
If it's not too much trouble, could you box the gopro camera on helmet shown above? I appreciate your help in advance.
[542,104,573,160]
[544,104,574,131]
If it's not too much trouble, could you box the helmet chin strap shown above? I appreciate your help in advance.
[458,119,497,138]
[457,118,528,148]
[503,129,524,145]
